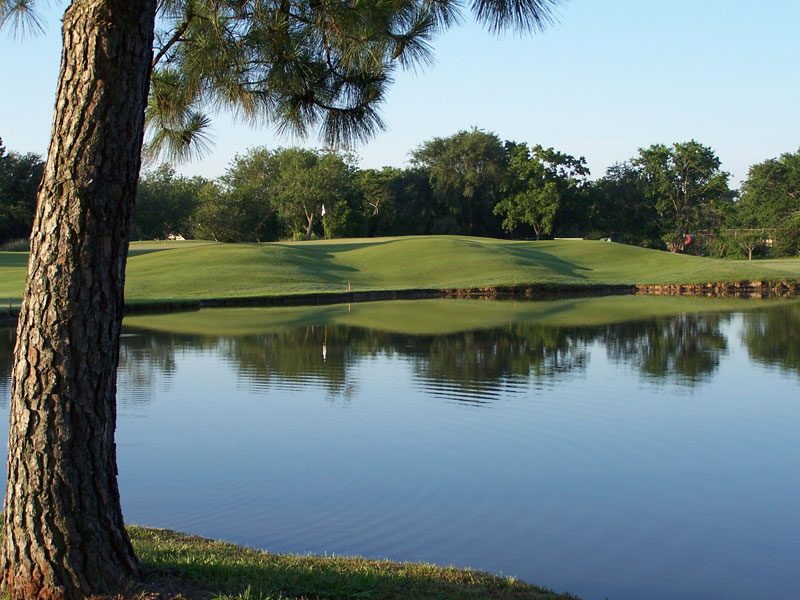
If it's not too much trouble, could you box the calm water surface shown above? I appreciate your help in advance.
[1,296,799,600]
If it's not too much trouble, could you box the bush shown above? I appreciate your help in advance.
[773,214,800,257]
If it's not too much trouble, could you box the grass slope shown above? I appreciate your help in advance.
[122,526,577,600]
[1,236,800,306]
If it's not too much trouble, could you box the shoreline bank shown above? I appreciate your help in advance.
[1,280,799,326]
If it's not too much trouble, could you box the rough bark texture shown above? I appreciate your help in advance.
[2,2,156,599]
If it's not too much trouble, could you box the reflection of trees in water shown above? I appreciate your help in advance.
[600,312,730,384]
[222,326,368,398]
[117,331,219,407]
[221,323,591,404]
[7,305,791,410]
[409,325,590,402]
[742,303,800,377]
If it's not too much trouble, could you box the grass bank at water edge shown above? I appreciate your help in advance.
[80,526,579,600]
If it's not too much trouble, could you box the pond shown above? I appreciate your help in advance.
[1,295,799,600]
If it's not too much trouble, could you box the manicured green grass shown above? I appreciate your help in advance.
[122,295,794,337]
[2,236,799,306]
[128,526,577,600]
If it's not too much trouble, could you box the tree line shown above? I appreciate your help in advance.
[3,131,799,257]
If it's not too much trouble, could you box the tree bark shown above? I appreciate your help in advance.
[305,213,314,240]
[2,2,156,599]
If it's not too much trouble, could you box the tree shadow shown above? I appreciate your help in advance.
[493,243,593,281]
[0,252,29,267]
[274,239,397,286]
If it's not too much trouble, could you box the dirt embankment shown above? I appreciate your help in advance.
[636,280,800,298]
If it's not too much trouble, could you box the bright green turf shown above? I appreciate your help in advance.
[1,236,799,306]
[122,295,796,337]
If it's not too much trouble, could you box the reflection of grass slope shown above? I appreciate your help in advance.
[2,236,800,305]
[131,526,574,600]
[123,296,797,337]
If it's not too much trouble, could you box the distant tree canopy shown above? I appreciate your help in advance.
[633,141,734,252]
[494,142,589,240]
[191,146,360,242]
[8,134,798,257]
[0,138,44,245]
[733,149,800,256]
[411,128,508,237]
[133,164,206,240]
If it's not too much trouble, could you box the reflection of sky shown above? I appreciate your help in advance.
[1,310,799,600]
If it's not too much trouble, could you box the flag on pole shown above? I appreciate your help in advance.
[321,203,326,216]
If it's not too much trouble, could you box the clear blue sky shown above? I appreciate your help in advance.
[1,0,798,187]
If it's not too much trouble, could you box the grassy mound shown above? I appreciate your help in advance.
[1,236,799,306]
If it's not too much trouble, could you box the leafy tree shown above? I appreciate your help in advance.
[493,142,589,239]
[634,140,734,252]
[0,139,44,244]
[132,163,206,239]
[591,162,661,246]
[357,167,404,237]
[193,148,280,242]
[733,149,800,255]
[411,128,507,236]
[734,149,800,228]
[773,212,800,257]
[732,230,766,261]
[1,1,563,594]
[268,147,361,240]
[390,168,439,235]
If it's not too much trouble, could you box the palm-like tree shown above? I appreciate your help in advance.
[0,2,564,599]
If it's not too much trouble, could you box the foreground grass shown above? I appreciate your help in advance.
[116,526,577,600]
[2,236,800,306]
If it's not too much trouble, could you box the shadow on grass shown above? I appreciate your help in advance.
[0,252,29,268]
[495,245,592,280]
[270,240,399,287]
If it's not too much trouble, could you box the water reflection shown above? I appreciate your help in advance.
[115,300,800,404]
[742,302,800,376]
[601,312,730,384]
[1,298,799,600]
[0,300,797,411]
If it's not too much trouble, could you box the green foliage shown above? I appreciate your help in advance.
[734,149,800,229]
[732,149,800,257]
[411,128,507,236]
[773,212,800,257]
[193,180,277,243]
[267,147,362,240]
[494,143,589,239]
[0,138,44,244]
[590,162,662,247]
[633,140,734,252]
[144,0,563,161]
[357,167,404,237]
[731,230,768,261]
[133,163,207,240]
[192,146,360,242]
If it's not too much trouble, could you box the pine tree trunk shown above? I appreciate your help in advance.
[2,2,156,599]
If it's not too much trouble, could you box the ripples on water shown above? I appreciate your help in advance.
[1,299,799,600]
